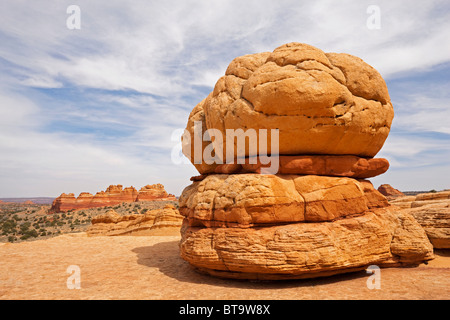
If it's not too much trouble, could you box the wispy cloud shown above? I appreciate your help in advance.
[0,0,449,196]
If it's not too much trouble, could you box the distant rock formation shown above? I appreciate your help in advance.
[389,190,450,249]
[377,184,405,198]
[50,184,176,213]
[86,204,183,236]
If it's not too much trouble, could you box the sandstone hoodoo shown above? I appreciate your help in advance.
[178,42,434,280]
[50,184,176,213]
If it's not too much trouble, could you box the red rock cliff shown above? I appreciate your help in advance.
[50,184,176,213]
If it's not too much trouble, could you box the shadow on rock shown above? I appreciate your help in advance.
[132,240,368,290]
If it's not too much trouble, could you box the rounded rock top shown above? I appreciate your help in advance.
[183,42,394,174]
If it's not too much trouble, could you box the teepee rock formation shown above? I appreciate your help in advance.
[178,43,433,280]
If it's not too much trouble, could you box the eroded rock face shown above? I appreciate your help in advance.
[178,43,433,280]
[182,43,394,174]
[389,190,450,249]
[406,202,450,249]
[180,174,372,227]
[377,184,405,198]
[87,205,183,237]
[180,207,432,280]
[50,184,176,213]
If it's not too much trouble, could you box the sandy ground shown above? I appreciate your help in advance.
[0,233,449,300]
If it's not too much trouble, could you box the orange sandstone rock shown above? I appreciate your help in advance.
[183,43,394,174]
[377,184,405,198]
[178,43,433,280]
[180,207,433,280]
[179,174,374,227]
[50,184,175,213]
[87,205,183,236]
[211,155,389,178]
[136,184,177,201]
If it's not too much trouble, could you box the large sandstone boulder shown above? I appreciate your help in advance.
[179,175,433,279]
[181,207,432,280]
[178,43,433,280]
[182,43,394,174]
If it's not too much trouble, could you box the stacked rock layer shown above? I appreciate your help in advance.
[179,43,433,280]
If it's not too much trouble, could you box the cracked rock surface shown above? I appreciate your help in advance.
[182,42,394,174]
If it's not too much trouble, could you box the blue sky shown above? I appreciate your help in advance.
[0,0,449,197]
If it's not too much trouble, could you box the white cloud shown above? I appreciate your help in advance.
[1,0,448,94]
[0,90,195,197]
[0,0,449,196]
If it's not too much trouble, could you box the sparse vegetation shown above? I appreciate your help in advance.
[0,200,178,243]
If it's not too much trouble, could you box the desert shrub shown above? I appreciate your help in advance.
[20,222,31,233]
[20,229,38,240]
[429,189,437,193]
[2,220,17,233]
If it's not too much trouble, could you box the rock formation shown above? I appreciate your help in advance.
[50,184,176,213]
[388,190,450,249]
[377,184,405,199]
[87,205,183,236]
[178,42,434,280]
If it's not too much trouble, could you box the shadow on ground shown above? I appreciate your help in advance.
[132,240,368,290]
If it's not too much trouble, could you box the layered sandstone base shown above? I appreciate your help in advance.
[179,174,433,280]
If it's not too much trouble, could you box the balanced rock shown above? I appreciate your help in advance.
[178,43,433,280]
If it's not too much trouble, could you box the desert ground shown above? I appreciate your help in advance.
[1,232,449,300]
